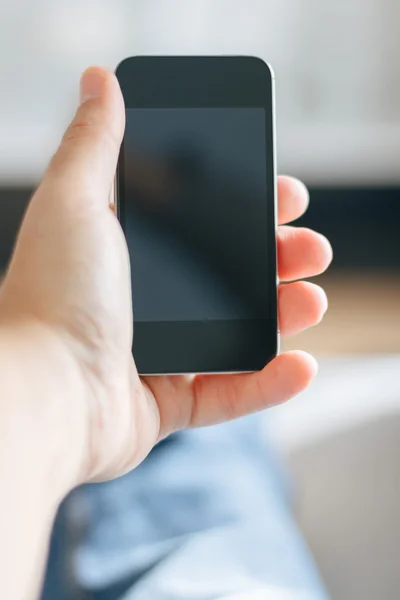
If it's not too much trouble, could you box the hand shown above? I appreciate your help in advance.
[0,67,332,489]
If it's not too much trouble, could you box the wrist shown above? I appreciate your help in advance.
[0,318,88,505]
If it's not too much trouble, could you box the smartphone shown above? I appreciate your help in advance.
[115,56,278,375]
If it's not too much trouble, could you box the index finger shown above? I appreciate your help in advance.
[278,176,310,225]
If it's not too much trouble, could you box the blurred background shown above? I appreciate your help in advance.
[0,1,400,598]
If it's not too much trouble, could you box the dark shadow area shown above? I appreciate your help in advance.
[296,187,400,271]
[0,188,29,271]
[1,187,399,273]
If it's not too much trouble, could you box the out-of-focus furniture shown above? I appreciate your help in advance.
[270,356,400,600]
[283,273,400,355]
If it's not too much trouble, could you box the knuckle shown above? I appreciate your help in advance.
[63,120,95,143]
[63,110,119,155]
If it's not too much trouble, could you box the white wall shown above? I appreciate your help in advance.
[0,0,399,185]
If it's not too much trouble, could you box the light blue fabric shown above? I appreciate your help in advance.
[69,415,329,600]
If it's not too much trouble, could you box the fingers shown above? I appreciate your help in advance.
[145,350,317,437]
[44,67,125,206]
[189,351,318,427]
[279,281,328,337]
[278,226,333,281]
[277,176,310,225]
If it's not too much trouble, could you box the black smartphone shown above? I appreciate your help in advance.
[115,56,278,375]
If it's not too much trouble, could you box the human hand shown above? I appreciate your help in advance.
[0,67,332,490]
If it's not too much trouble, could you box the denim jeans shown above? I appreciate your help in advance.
[43,415,329,600]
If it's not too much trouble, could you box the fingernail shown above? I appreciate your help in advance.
[80,68,106,104]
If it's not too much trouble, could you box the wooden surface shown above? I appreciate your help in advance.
[1,268,398,355]
[282,272,400,355]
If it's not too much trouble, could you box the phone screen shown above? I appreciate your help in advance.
[123,107,270,324]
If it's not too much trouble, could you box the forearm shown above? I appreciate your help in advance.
[0,322,85,599]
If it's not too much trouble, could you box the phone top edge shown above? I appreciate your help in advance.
[115,55,275,79]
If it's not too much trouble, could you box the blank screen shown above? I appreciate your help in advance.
[123,108,270,323]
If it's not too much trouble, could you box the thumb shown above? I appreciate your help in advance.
[44,67,125,205]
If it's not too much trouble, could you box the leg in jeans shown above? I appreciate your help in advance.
[63,415,329,600]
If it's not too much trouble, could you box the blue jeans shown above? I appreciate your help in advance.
[43,415,328,600]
